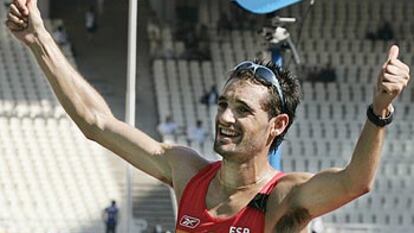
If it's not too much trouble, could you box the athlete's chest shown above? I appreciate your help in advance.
[205,182,265,218]
[176,186,278,233]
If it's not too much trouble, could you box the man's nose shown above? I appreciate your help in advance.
[218,107,236,125]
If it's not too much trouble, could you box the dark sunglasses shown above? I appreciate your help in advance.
[231,61,285,111]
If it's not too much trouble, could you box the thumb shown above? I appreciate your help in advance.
[387,45,399,60]
[14,0,29,16]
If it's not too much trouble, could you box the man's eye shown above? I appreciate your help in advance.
[238,106,250,114]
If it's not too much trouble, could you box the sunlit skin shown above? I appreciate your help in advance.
[214,78,288,162]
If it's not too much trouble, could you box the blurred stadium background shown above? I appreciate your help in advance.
[0,0,413,232]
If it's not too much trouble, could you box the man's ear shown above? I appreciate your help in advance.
[270,113,290,137]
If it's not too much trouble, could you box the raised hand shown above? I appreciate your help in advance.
[5,0,45,45]
[373,45,410,115]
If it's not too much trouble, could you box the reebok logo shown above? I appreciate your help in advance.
[179,215,200,229]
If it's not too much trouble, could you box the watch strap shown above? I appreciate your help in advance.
[366,104,394,127]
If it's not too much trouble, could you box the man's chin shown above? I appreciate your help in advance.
[213,142,236,157]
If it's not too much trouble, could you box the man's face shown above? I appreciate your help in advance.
[214,79,274,160]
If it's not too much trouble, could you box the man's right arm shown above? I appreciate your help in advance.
[27,29,175,181]
[5,0,208,185]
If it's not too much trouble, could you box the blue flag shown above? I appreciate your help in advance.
[233,0,303,14]
[268,146,282,170]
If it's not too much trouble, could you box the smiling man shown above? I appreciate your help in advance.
[5,0,411,232]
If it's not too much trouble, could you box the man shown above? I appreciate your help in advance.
[157,115,179,143]
[85,5,97,41]
[103,200,119,233]
[187,120,207,148]
[52,25,68,46]
[5,1,410,232]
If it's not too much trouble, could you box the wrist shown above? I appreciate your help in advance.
[367,104,394,127]
[27,27,51,47]
[372,104,394,118]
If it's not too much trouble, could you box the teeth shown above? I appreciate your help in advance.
[219,127,238,137]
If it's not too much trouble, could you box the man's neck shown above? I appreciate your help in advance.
[218,156,276,191]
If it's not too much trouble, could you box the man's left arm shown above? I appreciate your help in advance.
[287,45,410,218]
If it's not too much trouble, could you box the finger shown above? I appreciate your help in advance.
[8,10,28,25]
[7,12,26,26]
[13,0,29,16]
[389,59,410,73]
[10,4,24,18]
[382,73,406,83]
[385,65,409,77]
[382,74,409,90]
[387,45,399,60]
[5,20,24,31]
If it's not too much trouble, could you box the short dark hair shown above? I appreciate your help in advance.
[227,58,302,152]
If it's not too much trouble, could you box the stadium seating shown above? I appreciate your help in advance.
[0,3,124,232]
[0,117,121,233]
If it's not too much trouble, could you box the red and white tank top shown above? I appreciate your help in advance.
[176,161,285,233]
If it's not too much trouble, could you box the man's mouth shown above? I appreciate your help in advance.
[218,125,240,138]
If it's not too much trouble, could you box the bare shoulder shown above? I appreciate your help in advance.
[164,144,213,199]
[266,172,314,210]
[272,172,314,199]
[163,143,211,173]
[280,172,314,184]
[267,172,314,212]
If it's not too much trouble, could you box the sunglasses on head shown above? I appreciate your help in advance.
[230,61,285,111]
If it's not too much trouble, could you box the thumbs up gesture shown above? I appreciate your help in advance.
[373,45,410,116]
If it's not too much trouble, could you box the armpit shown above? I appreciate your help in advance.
[275,207,311,233]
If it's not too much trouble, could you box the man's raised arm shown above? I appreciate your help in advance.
[278,45,410,222]
[5,0,206,185]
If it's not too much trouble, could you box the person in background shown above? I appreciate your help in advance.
[207,84,219,105]
[366,20,394,42]
[217,12,231,37]
[187,120,207,149]
[102,200,119,233]
[52,25,68,46]
[318,62,337,82]
[147,13,161,57]
[85,6,97,41]
[153,224,163,233]
[309,217,324,233]
[157,115,179,143]
[200,85,219,107]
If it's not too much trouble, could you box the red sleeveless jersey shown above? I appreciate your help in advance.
[176,161,285,233]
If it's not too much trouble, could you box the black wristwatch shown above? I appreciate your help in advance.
[366,104,394,127]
